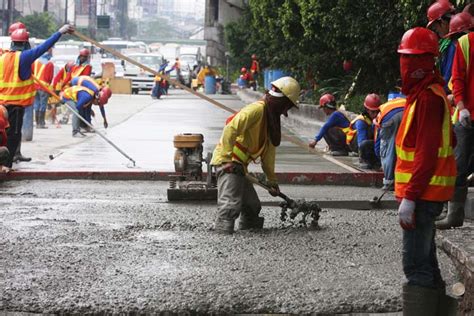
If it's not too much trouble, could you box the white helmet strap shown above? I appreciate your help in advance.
[269,90,284,97]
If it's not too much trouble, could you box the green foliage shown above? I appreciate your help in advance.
[224,0,449,101]
[19,12,58,39]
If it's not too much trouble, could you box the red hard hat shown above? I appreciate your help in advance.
[427,1,455,27]
[251,54,257,59]
[241,67,247,73]
[364,93,382,111]
[444,12,474,38]
[79,48,90,57]
[10,29,29,42]
[8,22,26,35]
[98,87,112,106]
[397,27,439,56]
[319,93,336,109]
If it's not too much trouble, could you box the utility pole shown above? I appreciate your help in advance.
[43,0,48,12]
[7,0,13,34]
[65,0,68,23]
[2,0,5,35]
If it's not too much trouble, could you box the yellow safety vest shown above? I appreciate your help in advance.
[345,114,372,145]
[62,86,95,104]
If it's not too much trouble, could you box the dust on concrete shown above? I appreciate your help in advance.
[0,180,458,314]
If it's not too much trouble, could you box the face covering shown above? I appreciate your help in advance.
[399,54,444,105]
[264,91,293,147]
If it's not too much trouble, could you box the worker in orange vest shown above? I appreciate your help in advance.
[33,48,54,129]
[250,54,260,88]
[0,23,74,169]
[395,27,457,314]
[61,49,93,89]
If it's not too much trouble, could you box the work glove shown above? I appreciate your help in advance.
[459,108,471,128]
[398,198,416,230]
[268,182,280,197]
[308,139,318,149]
[103,120,108,129]
[58,24,75,35]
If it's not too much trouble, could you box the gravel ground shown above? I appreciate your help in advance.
[0,180,458,315]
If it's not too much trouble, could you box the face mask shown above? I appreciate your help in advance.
[399,55,435,95]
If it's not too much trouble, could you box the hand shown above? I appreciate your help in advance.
[459,108,471,128]
[398,198,416,230]
[268,183,280,197]
[103,120,108,129]
[308,139,317,148]
[58,24,74,34]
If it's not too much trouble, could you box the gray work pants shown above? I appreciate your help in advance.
[216,166,261,222]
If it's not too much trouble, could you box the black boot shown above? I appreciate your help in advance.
[38,111,48,129]
[238,216,264,230]
[402,284,439,316]
[35,111,40,129]
[436,186,467,229]
[214,219,235,234]
[13,144,32,163]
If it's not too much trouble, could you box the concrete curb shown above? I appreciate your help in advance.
[0,170,383,186]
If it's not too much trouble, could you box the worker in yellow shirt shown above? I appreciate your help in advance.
[211,77,300,234]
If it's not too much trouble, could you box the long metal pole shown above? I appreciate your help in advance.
[65,0,68,23]
[31,76,137,167]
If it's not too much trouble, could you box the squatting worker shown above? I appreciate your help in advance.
[211,77,300,234]
[0,24,75,169]
[395,27,457,315]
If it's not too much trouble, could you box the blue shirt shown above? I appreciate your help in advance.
[314,111,349,142]
[440,41,456,92]
[374,107,404,158]
[354,118,373,146]
[70,77,106,119]
[18,32,62,81]
[71,76,100,95]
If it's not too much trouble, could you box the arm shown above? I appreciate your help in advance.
[261,144,277,185]
[374,129,381,159]
[19,32,62,80]
[451,38,467,107]
[355,120,369,146]
[75,91,94,111]
[314,112,343,142]
[441,43,456,92]
[403,92,444,201]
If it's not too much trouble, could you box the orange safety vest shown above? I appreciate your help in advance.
[395,84,456,202]
[33,60,52,90]
[71,64,89,78]
[451,34,471,124]
[374,98,406,139]
[62,86,95,104]
[345,114,372,145]
[0,51,36,106]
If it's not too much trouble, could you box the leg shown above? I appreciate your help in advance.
[22,105,34,140]
[239,179,263,230]
[359,140,379,169]
[380,112,402,189]
[323,127,349,155]
[215,166,246,234]
[38,91,49,128]
[5,106,25,168]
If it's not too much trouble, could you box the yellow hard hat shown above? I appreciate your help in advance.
[270,76,300,107]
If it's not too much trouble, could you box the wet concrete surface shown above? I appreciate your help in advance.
[0,180,458,315]
[17,90,348,174]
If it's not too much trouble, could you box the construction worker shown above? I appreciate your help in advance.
[53,61,75,93]
[196,64,218,88]
[0,105,10,171]
[395,27,457,315]
[239,67,256,91]
[0,24,74,169]
[61,79,112,138]
[32,48,54,130]
[426,0,456,92]
[346,94,381,169]
[211,76,300,234]
[308,93,351,156]
[71,48,92,78]
[374,95,405,191]
[250,54,260,87]
[437,23,474,230]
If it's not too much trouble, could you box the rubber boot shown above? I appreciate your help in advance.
[238,216,264,230]
[436,186,467,230]
[214,219,235,234]
[436,203,448,221]
[38,111,48,129]
[402,284,439,316]
[437,287,458,316]
[13,144,32,163]
[35,111,40,129]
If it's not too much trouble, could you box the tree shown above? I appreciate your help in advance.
[19,12,58,39]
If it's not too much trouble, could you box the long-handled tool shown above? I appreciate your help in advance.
[31,76,137,167]
[245,174,321,227]
[369,189,389,208]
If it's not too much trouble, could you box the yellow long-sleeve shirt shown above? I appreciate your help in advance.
[211,101,277,184]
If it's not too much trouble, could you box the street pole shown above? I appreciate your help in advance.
[1,0,5,35]
[43,0,48,12]
[7,0,13,34]
[65,0,68,23]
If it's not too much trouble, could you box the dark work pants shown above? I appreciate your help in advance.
[5,105,25,168]
[323,127,350,152]
[453,122,474,187]
[359,140,380,167]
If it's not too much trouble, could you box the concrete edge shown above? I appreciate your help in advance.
[0,171,383,186]
[438,231,474,313]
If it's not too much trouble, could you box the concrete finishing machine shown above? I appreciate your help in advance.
[167,133,217,201]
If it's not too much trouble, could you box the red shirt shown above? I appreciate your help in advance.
[0,115,8,147]
[401,90,445,201]
[241,72,254,81]
[452,33,474,119]
[250,60,260,73]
